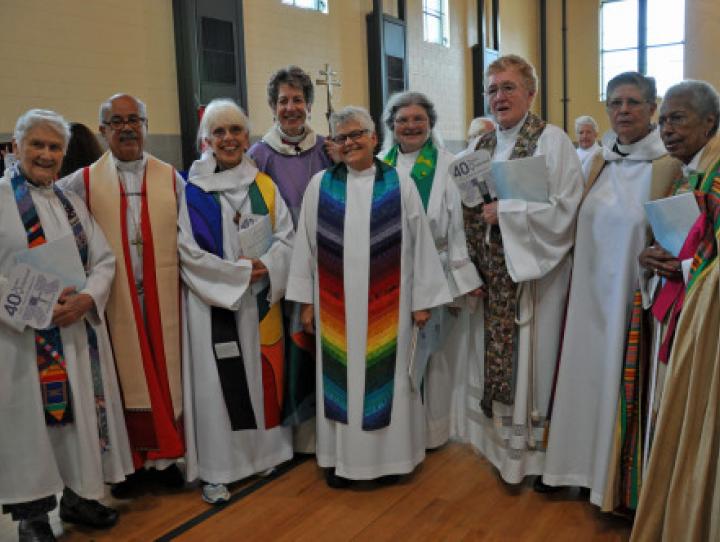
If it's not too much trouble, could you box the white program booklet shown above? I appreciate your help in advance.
[238,213,273,296]
[2,263,63,329]
[450,149,493,207]
[644,192,701,257]
[14,234,86,290]
[490,155,550,203]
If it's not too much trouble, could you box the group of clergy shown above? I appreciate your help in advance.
[1,55,718,542]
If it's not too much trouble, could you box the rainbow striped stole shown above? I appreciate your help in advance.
[11,171,108,443]
[317,159,402,430]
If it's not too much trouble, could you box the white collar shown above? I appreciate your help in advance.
[496,113,528,143]
[113,152,148,173]
[682,147,705,177]
[601,127,667,162]
[347,164,376,177]
[262,124,318,155]
[188,151,258,192]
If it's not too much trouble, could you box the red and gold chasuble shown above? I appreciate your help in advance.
[84,151,183,466]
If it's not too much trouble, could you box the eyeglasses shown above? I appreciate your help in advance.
[486,83,518,97]
[658,112,691,128]
[103,115,146,130]
[331,129,369,144]
[606,98,650,111]
[395,115,429,127]
[211,125,245,139]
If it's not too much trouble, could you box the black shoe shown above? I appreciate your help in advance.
[376,474,401,486]
[18,519,56,542]
[324,468,351,489]
[153,464,185,489]
[533,476,562,494]
[110,469,147,499]
[59,495,118,529]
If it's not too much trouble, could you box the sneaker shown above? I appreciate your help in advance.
[258,467,276,478]
[202,483,230,505]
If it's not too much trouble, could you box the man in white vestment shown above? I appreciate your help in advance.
[58,94,186,497]
[287,106,451,487]
[574,115,601,177]
[461,54,583,486]
[543,72,681,508]
[0,110,133,541]
[179,99,295,504]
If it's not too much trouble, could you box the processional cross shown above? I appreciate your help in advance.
[316,64,341,131]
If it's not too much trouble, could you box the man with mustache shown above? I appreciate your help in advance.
[58,94,186,497]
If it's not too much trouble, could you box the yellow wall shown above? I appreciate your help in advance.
[0,0,179,135]
[243,0,372,138]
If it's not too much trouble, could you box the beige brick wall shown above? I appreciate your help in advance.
[0,0,180,136]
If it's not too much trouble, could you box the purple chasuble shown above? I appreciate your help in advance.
[248,137,332,226]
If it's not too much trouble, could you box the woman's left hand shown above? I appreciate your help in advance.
[52,287,95,327]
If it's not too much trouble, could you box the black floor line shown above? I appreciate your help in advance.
[155,455,311,541]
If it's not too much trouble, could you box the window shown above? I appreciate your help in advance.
[423,0,449,46]
[281,0,328,13]
[600,0,684,99]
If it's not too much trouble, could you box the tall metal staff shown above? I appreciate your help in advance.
[316,64,341,132]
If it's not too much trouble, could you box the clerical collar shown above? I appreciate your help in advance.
[188,151,258,192]
[497,113,528,141]
[601,127,666,162]
[115,153,147,173]
[263,124,318,155]
[347,163,376,177]
[682,147,704,177]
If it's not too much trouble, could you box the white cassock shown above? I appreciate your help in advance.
[543,129,667,505]
[286,164,452,479]
[180,154,294,485]
[391,147,481,448]
[0,173,133,505]
[464,120,583,484]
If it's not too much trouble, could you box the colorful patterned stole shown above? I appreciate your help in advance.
[317,159,402,430]
[382,138,438,210]
[185,172,285,430]
[11,171,110,449]
[462,113,546,415]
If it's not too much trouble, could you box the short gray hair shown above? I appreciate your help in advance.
[197,98,251,150]
[329,106,375,136]
[574,115,599,134]
[14,109,71,151]
[98,93,148,123]
[606,72,656,104]
[664,80,720,136]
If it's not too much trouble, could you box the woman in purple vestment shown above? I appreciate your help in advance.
[247,66,332,453]
[247,65,333,227]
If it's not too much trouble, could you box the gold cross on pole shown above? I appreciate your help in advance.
[316,63,341,131]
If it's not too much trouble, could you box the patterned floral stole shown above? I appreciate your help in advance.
[317,159,402,431]
[382,138,438,211]
[463,113,546,415]
[11,170,109,448]
[185,172,285,430]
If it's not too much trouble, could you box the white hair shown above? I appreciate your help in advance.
[467,117,495,139]
[574,115,599,134]
[330,106,375,136]
[14,109,71,150]
[98,93,148,123]
[196,98,251,150]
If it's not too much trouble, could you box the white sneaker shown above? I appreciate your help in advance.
[202,483,230,505]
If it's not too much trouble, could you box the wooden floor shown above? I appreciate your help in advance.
[2,443,632,542]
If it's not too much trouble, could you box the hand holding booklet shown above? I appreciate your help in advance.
[490,155,550,203]
[644,192,701,257]
[450,149,493,207]
[238,213,272,295]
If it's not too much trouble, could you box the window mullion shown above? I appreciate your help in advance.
[638,0,647,73]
